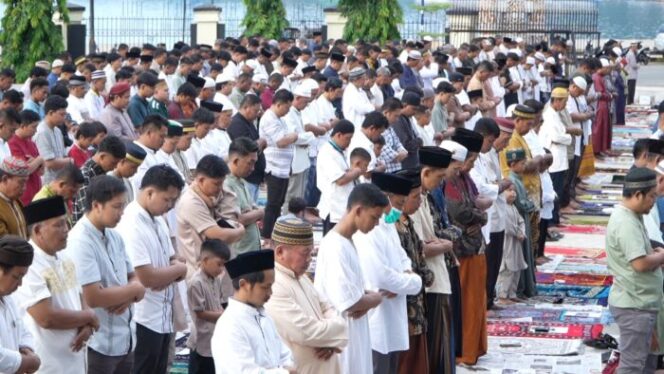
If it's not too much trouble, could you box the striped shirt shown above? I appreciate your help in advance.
[259,109,293,179]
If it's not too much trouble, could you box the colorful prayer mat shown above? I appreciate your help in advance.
[535,273,613,287]
[488,336,584,356]
[486,321,603,340]
[544,246,605,259]
[557,225,606,235]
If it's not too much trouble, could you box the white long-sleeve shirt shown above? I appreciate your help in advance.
[625,49,639,80]
[539,105,572,173]
[354,219,422,354]
[211,298,294,373]
[342,83,374,128]
[0,295,34,374]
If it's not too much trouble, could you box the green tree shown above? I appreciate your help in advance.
[338,0,403,43]
[242,0,289,40]
[0,0,69,81]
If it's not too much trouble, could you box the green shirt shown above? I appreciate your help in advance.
[607,204,664,310]
[223,174,261,255]
[149,98,169,119]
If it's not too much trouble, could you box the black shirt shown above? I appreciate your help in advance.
[228,113,266,185]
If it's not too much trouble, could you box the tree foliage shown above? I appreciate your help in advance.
[0,0,69,81]
[242,0,289,40]
[338,0,403,43]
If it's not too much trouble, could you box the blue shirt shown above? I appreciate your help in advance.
[47,72,58,89]
[400,64,421,89]
[323,66,339,79]
[24,99,44,119]
[66,215,135,356]
[127,95,150,128]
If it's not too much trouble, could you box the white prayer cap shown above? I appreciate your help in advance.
[408,50,422,60]
[534,52,546,62]
[423,35,434,42]
[432,77,450,89]
[215,73,234,84]
[545,57,556,65]
[300,78,319,94]
[515,37,524,44]
[293,83,312,98]
[203,77,215,89]
[505,104,518,117]
[35,60,51,70]
[268,39,278,47]
[572,76,587,91]
[245,59,259,71]
[525,56,536,65]
[612,47,622,57]
[509,48,522,58]
[440,140,468,162]
[656,160,664,176]
[600,58,610,67]
[52,59,64,68]
[252,73,268,84]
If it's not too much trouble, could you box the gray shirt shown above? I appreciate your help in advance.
[66,215,135,357]
[34,121,66,184]
[98,105,137,143]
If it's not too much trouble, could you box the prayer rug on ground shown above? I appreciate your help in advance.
[488,307,563,322]
[544,246,605,259]
[488,307,611,325]
[535,273,613,287]
[536,284,610,301]
[528,295,607,306]
[565,215,610,226]
[487,321,603,340]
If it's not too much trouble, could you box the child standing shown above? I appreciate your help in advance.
[68,121,99,167]
[187,239,231,374]
[9,110,44,204]
[496,183,528,305]
[506,148,539,298]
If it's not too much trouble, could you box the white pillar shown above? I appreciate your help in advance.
[193,4,222,46]
[53,2,85,50]
[324,8,347,41]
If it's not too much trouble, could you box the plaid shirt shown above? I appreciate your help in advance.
[72,158,105,223]
[378,127,407,173]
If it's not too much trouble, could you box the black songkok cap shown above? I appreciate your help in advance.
[225,250,275,279]
[452,128,484,153]
[23,196,67,226]
[419,146,452,168]
[371,172,414,196]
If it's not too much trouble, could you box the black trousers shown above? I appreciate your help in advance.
[550,170,567,225]
[537,218,550,258]
[486,231,505,308]
[188,350,215,374]
[627,79,637,105]
[262,173,289,239]
[134,323,173,374]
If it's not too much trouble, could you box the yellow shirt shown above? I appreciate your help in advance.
[499,132,542,207]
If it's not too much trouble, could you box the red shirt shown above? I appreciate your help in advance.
[8,134,41,205]
[68,143,91,168]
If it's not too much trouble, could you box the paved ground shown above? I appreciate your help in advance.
[634,62,664,102]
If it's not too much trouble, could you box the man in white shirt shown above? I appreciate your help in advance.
[354,172,422,373]
[116,165,187,373]
[316,121,363,234]
[314,183,386,374]
[342,68,376,128]
[129,115,168,192]
[16,196,99,374]
[348,111,389,176]
[85,71,107,121]
[0,109,19,162]
[211,250,296,374]
[302,77,342,207]
[184,108,216,171]
[567,77,594,203]
[104,53,122,93]
[468,119,513,309]
[0,236,40,374]
[281,85,316,215]
[200,101,233,161]
[625,42,639,105]
[66,76,90,124]
[538,87,581,225]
